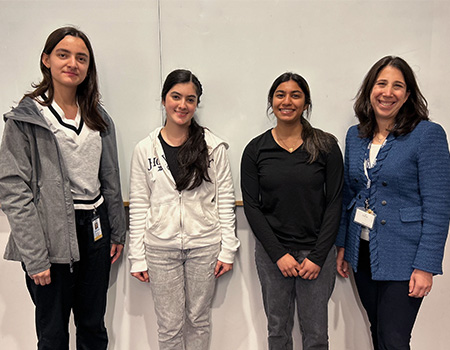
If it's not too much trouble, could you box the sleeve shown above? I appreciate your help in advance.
[240,140,288,263]
[214,144,240,264]
[307,141,344,266]
[412,123,450,274]
[0,120,51,276]
[99,111,126,244]
[335,130,354,248]
[128,142,151,273]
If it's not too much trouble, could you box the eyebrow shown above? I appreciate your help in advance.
[54,48,89,58]
[170,91,197,98]
[275,89,303,94]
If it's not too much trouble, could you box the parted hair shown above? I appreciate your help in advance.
[268,72,336,163]
[162,69,211,191]
[24,26,107,132]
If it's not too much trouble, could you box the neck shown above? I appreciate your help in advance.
[375,118,394,136]
[53,86,77,108]
[162,122,190,147]
[275,121,303,138]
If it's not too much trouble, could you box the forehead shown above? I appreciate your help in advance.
[275,80,303,92]
[53,35,89,55]
[169,82,198,96]
[376,65,405,82]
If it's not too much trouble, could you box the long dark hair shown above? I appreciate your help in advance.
[268,72,336,163]
[24,26,107,132]
[162,69,211,191]
[354,56,429,138]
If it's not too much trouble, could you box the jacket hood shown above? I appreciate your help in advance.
[3,97,49,129]
[149,126,229,154]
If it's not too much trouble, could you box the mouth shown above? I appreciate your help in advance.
[279,108,296,115]
[378,100,395,108]
[64,71,78,77]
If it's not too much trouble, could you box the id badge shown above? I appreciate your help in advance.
[354,207,376,229]
[92,215,103,241]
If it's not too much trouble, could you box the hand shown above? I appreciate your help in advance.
[409,269,433,298]
[215,260,233,278]
[31,268,51,286]
[336,247,349,278]
[110,244,124,264]
[276,254,302,277]
[131,271,149,283]
[298,258,321,280]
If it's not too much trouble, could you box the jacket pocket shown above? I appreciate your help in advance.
[399,206,423,222]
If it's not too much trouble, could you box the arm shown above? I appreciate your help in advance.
[99,108,126,248]
[306,141,344,269]
[413,123,450,274]
[213,144,240,277]
[0,119,51,277]
[128,142,151,279]
[241,140,300,276]
[408,123,450,295]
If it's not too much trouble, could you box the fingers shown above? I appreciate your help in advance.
[31,269,51,286]
[215,261,233,278]
[110,244,124,264]
[276,254,301,277]
[298,258,321,280]
[131,271,149,283]
[408,269,433,298]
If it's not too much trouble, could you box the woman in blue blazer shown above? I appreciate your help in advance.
[336,56,450,350]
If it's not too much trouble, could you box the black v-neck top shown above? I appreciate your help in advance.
[241,129,344,267]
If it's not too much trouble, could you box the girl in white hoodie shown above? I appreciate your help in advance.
[128,69,240,350]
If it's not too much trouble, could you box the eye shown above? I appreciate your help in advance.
[57,53,66,58]
[78,56,87,63]
[393,83,405,90]
[275,94,285,99]
[291,94,302,99]
[171,95,180,100]
[187,98,196,103]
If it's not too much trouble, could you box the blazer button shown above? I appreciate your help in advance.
[381,200,387,206]
[354,178,359,183]
[381,220,386,225]
[358,194,362,199]
[382,181,388,186]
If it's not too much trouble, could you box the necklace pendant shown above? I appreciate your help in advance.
[289,147,293,152]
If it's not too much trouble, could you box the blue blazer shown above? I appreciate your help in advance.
[336,121,450,280]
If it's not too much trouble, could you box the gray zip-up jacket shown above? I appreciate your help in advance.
[0,97,126,276]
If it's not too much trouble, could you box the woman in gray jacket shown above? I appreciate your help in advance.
[0,26,126,350]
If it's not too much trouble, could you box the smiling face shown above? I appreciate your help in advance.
[163,82,198,128]
[42,35,90,92]
[370,65,410,124]
[271,80,308,124]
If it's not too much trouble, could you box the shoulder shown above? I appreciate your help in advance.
[412,120,446,137]
[244,129,272,151]
[134,127,161,152]
[203,128,229,152]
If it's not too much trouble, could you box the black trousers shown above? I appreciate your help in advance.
[354,240,423,350]
[24,203,112,350]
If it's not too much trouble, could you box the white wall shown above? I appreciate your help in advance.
[1,0,450,349]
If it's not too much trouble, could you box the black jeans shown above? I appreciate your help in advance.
[24,203,111,350]
[354,240,423,350]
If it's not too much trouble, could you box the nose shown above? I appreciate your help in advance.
[281,95,292,105]
[67,55,77,68]
[179,98,186,109]
[383,85,393,96]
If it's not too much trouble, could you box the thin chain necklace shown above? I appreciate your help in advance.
[273,128,302,153]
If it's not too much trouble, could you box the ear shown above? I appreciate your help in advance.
[42,53,50,69]
[303,104,309,111]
